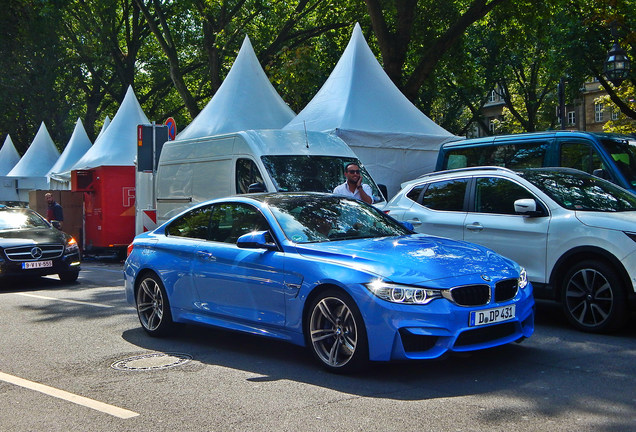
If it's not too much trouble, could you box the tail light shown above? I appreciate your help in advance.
[127,243,134,257]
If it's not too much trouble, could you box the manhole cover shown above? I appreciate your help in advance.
[111,352,192,371]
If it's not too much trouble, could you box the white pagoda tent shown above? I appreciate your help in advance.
[48,118,93,189]
[5,122,60,202]
[71,86,149,170]
[0,135,20,175]
[284,23,461,198]
[0,135,22,203]
[177,36,295,141]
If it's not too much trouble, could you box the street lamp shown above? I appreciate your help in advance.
[604,23,631,86]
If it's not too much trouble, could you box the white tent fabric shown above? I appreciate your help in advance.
[0,135,20,175]
[48,118,93,189]
[177,36,295,141]
[284,23,461,198]
[48,118,92,177]
[5,122,60,201]
[71,86,149,169]
[95,115,111,141]
[7,122,60,177]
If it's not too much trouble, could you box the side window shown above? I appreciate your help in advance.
[406,185,426,202]
[208,203,270,244]
[236,158,265,194]
[420,179,468,211]
[475,177,533,215]
[559,141,603,174]
[444,141,547,170]
[165,205,213,239]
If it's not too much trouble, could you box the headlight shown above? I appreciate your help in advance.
[365,280,442,304]
[518,267,528,289]
[65,237,79,254]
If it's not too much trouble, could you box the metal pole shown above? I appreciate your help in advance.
[558,78,566,130]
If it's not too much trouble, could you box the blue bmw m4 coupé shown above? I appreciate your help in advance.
[124,192,534,372]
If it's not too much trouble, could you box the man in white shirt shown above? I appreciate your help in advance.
[333,163,373,204]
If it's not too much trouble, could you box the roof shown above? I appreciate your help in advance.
[71,86,149,169]
[284,23,455,138]
[176,36,295,141]
[7,122,60,177]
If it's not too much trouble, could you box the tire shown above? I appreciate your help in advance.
[58,271,79,283]
[561,260,628,333]
[135,273,174,336]
[306,289,368,373]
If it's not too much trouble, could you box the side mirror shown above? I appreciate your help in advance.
[592,168,609,180]
[377,184,388,202]
[247,182,266,193]
[401,221,415,231]
[514,198,542,216]
[237,230,278,250]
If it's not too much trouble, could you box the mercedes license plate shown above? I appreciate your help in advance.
[470,305,515,327]
[22,260,53,269]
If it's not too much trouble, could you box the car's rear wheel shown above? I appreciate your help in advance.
[135,273,173,336]
[561,260,628,333]
[306,289,368,373]
[58,271,79,283]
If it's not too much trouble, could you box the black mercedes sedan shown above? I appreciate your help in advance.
[0,205,81,282]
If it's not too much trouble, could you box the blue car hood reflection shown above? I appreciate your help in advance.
[294,234,517,285]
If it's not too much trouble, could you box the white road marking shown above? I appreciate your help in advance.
[0,371,139,419]
[15,293,113,308]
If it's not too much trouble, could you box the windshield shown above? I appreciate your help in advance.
[0,209,50,230]
[600,137,636,189]
[519,169,636,212]
[261,155,384,203]
[265,194,411,243]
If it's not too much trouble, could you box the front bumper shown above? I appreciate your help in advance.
[360,284,535,362]
[0,252,81,278]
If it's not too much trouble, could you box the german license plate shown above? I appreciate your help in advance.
[470,305,515,327]
[22,260,53,269]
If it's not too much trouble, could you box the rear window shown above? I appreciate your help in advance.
[444,141,549,170]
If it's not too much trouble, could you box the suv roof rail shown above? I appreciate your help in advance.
[417,166,516,179]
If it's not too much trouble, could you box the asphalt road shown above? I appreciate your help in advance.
[1,262,635,431]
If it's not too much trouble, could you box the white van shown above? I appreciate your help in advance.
[155,129,386,224]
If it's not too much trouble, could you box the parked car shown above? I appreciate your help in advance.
[0,205,81,282]
[436,131,636,195]
[384,166,636,333]
[124,192,534,372]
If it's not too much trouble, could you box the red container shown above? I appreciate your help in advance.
[71,166,136,252]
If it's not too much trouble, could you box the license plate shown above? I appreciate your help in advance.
[22,260,53,269]
[470,305,515,327]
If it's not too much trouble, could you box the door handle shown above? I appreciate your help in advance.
[196,251,216,261]
[465,223,483,231]
[406,218,422,226]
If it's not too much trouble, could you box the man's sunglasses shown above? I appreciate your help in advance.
[347,170,361,174]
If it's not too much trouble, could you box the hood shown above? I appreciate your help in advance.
[294,234,519,286]
[0,228,67,247]
[575,211,636,232]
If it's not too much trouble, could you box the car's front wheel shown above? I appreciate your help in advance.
[306,289,368,373]
[58,271,79,283]
[135,273,174,336]
[561,260,628,333]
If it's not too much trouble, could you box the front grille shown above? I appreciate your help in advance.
[495,279,518,302]
[447,284,490,306]
[4,244,64,261]
[399,329,438,352]
[454,322,517,347]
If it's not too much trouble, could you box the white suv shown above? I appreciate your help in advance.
[384,167,636,332]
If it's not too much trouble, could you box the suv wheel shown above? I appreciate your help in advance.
[561,260,628,333]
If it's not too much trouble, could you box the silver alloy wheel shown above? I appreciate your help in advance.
[309,296,358,368]
[564,268,613,328]
[136,277,165,331]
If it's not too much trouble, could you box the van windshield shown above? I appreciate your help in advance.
[600,138,636,188]
[261,155,384,202]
